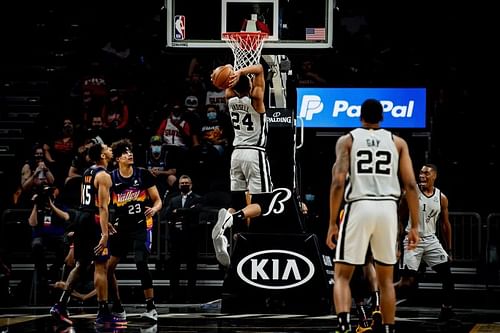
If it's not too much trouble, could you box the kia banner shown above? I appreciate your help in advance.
[296,87,426,128]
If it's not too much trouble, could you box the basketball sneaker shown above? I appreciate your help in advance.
[140,324,158,333]
[111,309,127,321]
[438,305,455,321]
[371,307,382,332]
[50,303,73,326]
[356,324,372,332]
[95,313,126,327]
[212,209,233,267]
[140,308,158,322]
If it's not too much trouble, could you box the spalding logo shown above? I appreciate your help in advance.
[236,249,315,289]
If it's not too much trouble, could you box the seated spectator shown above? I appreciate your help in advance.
[101,89,130,141]
[156,98,198,176]
[43,118,78,190]
[199,104,232,156]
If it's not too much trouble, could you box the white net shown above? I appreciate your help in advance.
[222,32,268,71]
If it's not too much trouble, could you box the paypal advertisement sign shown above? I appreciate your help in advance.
[297,88,426,128]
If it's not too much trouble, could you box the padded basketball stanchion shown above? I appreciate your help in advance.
[220,29,331,315]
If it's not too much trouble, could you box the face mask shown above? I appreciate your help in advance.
[207,111,217,120]
[305,193,315,202]
[180,185,190,194]
[151,146,161,155]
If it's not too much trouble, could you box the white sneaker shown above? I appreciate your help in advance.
[111,309,127,320]
[140,308,158,322]
[212,208,233,239]
[213,234,230,267]
[140,324,158,333]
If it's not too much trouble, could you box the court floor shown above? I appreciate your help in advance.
[1,299,500,333]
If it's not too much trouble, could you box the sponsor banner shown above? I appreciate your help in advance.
[266,108,294,128]
[297,87,426,128]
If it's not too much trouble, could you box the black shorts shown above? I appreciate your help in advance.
[109,228,151,261]
[73,211,109,266]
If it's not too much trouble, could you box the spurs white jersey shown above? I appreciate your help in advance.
[227,95,267,148]
[345,128,401,202]
[405,187,441,237]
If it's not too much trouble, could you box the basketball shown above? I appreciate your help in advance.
[211,65,233,89]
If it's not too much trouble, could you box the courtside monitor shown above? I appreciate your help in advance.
[296,87,427,129]
[166,0,335,49]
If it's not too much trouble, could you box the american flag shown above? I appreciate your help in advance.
[305,27,326,41]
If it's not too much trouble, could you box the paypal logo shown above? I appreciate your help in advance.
[299,95,323,120]
[296,88,426,128]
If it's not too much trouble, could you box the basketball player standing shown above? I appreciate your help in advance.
[326,99,421,333]
[211,63,273,267]
[395,163,455,321]
[50,143,115,326]
[107,139,162,322]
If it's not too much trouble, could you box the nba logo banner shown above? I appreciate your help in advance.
[174,15,185,40]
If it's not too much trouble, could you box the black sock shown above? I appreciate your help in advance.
[384,323,396,333]
[356,303,370,328]
[59,289,72,305]
[372,290,381,309]
[111,300,124,312]
[98,301,109,315]
[233,210,245,223]
[337,312,350,331]
[146,298,156,311]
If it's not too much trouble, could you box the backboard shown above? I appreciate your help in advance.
[166,0,335,49]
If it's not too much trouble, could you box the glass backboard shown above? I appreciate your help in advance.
[166,0,335,49]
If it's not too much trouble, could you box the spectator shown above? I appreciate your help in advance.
[43,118,78,190]
[156,98,198,176]
[145,135,177,200]
[163,175,203,302]
[28,186,67,294]
[295,58,328,87]
[199,104,232,157]
[19,144,56,208]
[101,89,130,141]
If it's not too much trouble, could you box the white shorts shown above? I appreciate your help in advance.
[335,200,398,265]
[230,147,273,194]
[401,234,448,271]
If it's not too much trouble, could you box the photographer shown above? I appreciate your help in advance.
[28,186,68,292]
[18,144,56,208]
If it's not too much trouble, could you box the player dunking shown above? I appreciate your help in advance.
[326,99,421,333]
[211,63,273,267]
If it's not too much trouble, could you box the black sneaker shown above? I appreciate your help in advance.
[438,305,455,321]
[50,303,73,326]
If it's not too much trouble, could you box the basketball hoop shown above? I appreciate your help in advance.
[222,32,268,71]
